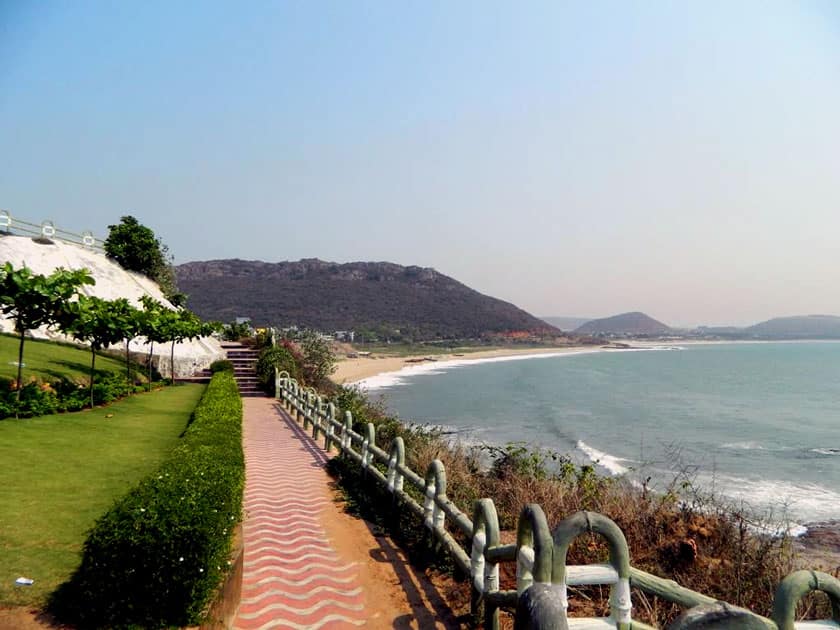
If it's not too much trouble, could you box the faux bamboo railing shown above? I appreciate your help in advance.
[275,372,840,629]
[0,210,104,253]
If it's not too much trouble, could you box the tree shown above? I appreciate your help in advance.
[104,216,178,299]
[138,297,215,385]
[0,263,95,411]
[160,308,212,383]
[138,296,167,391]
[298,330,336,386]
[64,296,133,408]
[110,300,143,383]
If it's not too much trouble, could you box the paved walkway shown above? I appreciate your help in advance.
[234,397,367,630]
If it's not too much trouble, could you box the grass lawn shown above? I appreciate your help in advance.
[0,333,131,384]
[0,383,206,607]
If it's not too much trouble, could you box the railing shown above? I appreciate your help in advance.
[275,372,840,629]
[0,210,105,253]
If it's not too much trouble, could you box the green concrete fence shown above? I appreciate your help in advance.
[275,372,840,630]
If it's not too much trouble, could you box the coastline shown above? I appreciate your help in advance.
[331,346,595,385]
[331,341,840,565]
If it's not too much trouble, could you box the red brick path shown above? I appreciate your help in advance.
[234,398,367,629]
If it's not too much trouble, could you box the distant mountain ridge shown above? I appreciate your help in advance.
[574,311,672,335]
[541,316,592,331]
[744,315,840,339]
[176,258,558,340]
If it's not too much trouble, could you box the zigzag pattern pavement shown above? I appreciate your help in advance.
[235,397,368,629]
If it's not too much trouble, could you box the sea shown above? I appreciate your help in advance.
[355,342,840,532]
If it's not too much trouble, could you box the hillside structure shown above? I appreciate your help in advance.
[0,234,223,377]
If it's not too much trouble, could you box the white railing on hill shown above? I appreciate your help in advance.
[275,371,840,630]
[0,210,105,253]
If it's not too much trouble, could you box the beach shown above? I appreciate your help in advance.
[332,346,598,384]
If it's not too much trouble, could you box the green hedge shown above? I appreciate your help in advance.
[50,373,244,628]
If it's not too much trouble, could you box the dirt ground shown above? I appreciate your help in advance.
[321,484,469,629]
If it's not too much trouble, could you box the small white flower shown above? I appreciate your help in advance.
[179,557,184,562]
[140,508,146,512]
[199,568,204,572]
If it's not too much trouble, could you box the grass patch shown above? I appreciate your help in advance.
[0,383,206,607]
[0,333,131,383]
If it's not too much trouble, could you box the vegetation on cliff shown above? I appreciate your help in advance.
[176,258,559,341]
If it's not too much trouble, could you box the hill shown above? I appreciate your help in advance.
[541,316,592,331]
[744,315,840,339]
[176,259,558,340]
[574,311,672,336]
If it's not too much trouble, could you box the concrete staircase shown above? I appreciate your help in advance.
[220,342,263,397]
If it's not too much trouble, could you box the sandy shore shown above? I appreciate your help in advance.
[332,346,598,384]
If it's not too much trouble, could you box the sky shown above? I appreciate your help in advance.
[2,1,840,327]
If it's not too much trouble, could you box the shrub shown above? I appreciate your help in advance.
[208,359,234,373]
[255,345,299,393]
[49,372,244,628]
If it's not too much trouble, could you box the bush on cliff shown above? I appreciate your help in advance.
[49,372,244,628]
[323,383,797,626]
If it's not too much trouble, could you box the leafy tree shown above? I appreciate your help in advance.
[138,297,216,385]
[64,296,134,408]
[161,309,213,383]
[104,216,178,299]
[138,296,167,391]
[298,330,336,386]
[0,263,94,410]
[110,300,143,383]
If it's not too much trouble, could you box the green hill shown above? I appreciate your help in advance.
[176,258,558,340]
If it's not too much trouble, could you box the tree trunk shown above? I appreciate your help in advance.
[15,329,24,417]
[89,348,97,409]
[125,339,131,383]
[170,340,176,385]
[147,342,154,392]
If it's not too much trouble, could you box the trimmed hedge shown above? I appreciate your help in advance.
[49,373,244,628]
[208,358,234,374]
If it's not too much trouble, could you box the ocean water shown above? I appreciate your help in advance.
[356,342,840,528]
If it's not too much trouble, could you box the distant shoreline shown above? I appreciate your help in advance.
[332,340,706,385]
[332,346,593,384]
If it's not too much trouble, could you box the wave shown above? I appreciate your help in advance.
[575,440,632,476]
[720,441,767,451]
[353,349,605,390]
[694,471,840,527]
[810,448,840,456]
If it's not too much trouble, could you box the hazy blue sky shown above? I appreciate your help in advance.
[2,1,840,327]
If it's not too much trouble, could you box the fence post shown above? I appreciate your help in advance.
[552,511,632,629]
[312,395,322,440]
[773,570,840,630]
[324,402,336,452]
[387,437,405,534]
[472,498,501,630]
[361,423,375,474]
[341,411,353,455]
[387,437,405,493]
[423,460,447,560]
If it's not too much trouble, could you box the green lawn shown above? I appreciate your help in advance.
[0,333,130,383]
[0,383,206,607]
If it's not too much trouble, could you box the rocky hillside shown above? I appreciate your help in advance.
[176,259,558,340]
[744,315,840,339]
[574,311,672,336]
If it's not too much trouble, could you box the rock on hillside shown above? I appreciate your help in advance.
[574,311,672,336]
[745,315,840,339]
[0,235,222,376]
[176,258,558,340]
